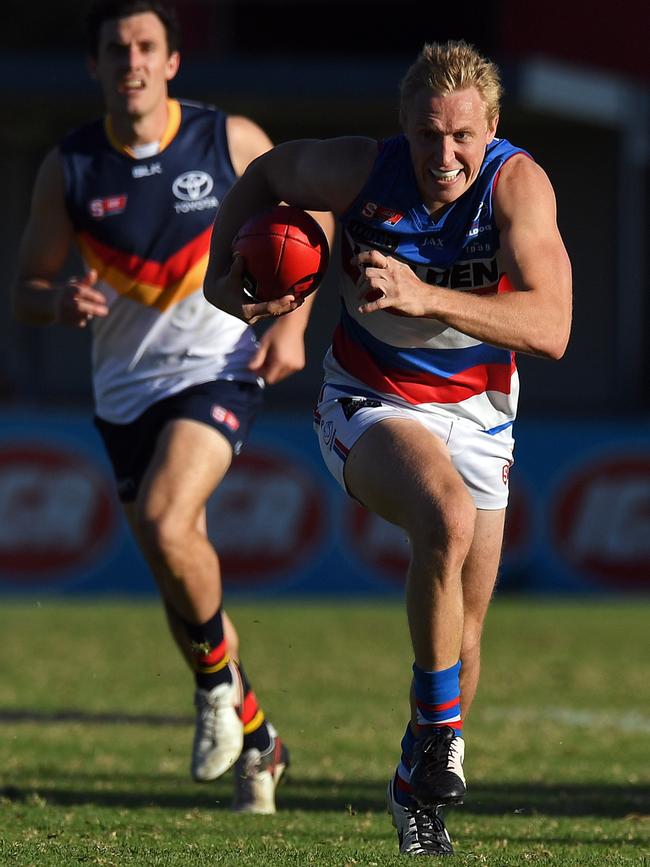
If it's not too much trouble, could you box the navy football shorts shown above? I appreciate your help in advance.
[94,379,264,503]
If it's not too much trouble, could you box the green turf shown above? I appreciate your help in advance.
[0,598,648,865]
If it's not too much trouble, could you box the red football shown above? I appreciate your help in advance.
[232,205,329,302]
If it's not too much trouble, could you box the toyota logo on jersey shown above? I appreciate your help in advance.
[172,171,214,201]
[172,171,219,213]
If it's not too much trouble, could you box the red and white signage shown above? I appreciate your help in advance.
[207,448,326,583]
[0,443,117,583]
[552,453,650,588]
[344,503,410,585]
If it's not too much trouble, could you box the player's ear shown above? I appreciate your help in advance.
[165,51,180,82]
[86,55,98,80]
[487,114,499,143]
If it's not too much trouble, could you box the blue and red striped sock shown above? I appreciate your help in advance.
[393,723,417,807]
[412,661,463,737]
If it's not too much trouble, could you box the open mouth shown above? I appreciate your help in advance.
[429,168,462,183]
[118,78,145,93]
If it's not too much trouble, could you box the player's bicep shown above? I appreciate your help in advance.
[262,137,375,215]
[495,157,571,295]
[16,149,74,281]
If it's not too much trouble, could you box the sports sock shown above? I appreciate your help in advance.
[239,661,272,754]
[393,722,417,806]
[184,607,233,690]
[412,661,463,737]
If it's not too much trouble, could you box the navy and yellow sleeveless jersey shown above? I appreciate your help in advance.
[61,99,258,423]
[327,135,529,434]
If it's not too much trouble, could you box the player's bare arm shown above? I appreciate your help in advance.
[12,149,109,328]
[204,137,374,323]
[223,124,338,378]
[226,115,274,177]
[357,155,572,359]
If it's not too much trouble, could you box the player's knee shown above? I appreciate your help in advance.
[411,496,475,565]
[134,506,186,562]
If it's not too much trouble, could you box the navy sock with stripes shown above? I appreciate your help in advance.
[183,608,233,691]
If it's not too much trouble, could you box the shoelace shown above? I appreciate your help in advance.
[418,731,454,774]
[195,696,221,739]
[410,807,451,851]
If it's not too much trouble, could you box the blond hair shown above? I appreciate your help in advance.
[399,40,503,126]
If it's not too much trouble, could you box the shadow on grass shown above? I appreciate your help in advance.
[3,709,649,821]
[0,708,193,726]
[2,775,648,819]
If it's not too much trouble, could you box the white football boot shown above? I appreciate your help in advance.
[232,723,289,814]
[191,662,244,782]
[387,776,454,856]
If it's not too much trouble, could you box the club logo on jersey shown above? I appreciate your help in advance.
[172,171,219,213]
[321,420,335,447]
[468,202,494,239]
[361,201,404,225]
[88,195,127,219]
[132,162,162,178]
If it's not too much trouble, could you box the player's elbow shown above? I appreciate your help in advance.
[532,319,571,360]
[530,288,572,359]
[542,338,568,361]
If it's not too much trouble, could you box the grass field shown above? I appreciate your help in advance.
[1,597,648,865]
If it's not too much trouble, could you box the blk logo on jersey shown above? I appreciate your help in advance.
[88,195,127,218]
[132,162,162,178]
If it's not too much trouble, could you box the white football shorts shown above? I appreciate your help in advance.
[314,383,514,510]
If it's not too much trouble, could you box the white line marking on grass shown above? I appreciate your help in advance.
[481,707,650,733]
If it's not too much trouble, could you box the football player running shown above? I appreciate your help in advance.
[12,0,332,814]
[204,40,571,853]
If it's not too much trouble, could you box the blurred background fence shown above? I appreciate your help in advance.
[0,0,648,596]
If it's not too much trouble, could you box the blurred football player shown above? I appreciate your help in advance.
[12,0,332,814]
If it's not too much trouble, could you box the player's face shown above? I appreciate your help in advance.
[404,87,498,214]
[91,12,179,120]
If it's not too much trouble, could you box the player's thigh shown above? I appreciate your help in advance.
[461,507,506,639]
[344,416,473,533]
[138,419,233,525]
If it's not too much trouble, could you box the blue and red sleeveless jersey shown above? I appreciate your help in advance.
[327,135,529,434]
